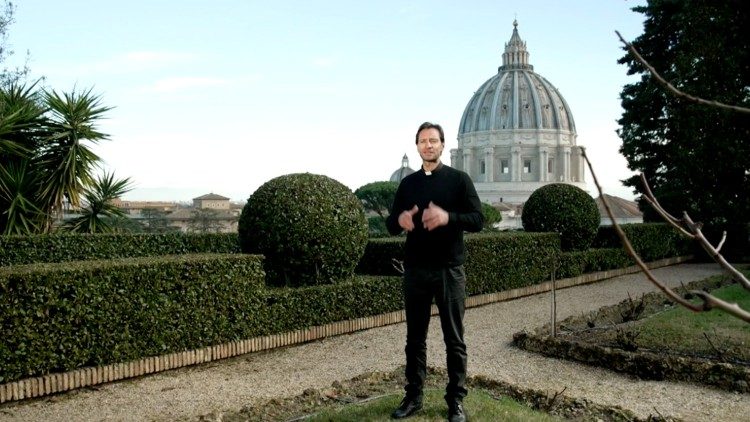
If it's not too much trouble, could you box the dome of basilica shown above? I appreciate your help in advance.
[458,20,575,134]
[449,21,586,205]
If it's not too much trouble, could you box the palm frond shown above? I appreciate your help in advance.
[35,87,111,212]
[60,171,133,233]
[0,161,44,235]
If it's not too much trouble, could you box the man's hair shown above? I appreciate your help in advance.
[415,122,445,144]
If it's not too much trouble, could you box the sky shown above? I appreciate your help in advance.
[7,0,648,203]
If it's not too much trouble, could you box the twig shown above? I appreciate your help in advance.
[616,30,750,115]
[391,258,404,275]
[543,387,567,411]
[702,330,726,362]
[581,148,750,323]
[681,212,750,291]
[639,174,693,238]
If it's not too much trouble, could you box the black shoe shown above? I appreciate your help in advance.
[448,401,466,422]
[391,396,423,419]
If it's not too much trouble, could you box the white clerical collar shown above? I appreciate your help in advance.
[423,162,441,176]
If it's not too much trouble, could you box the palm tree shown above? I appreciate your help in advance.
[36,87,111,230]
[61,172,133,233]
[0,82,48,234]
[0,82,117,234]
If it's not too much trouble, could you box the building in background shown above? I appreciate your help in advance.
[389,154,415,183]
[451,21,586,206]
[596,194,643,226]
[166,193,241,233]
[113,193,241,233]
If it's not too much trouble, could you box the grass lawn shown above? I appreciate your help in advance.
[636,282,750,360]
[305,388,564,421]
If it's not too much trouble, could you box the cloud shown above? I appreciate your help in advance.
[70,51,197,75]
[148,76,229,93]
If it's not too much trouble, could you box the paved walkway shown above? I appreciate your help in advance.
[0,262,747,421]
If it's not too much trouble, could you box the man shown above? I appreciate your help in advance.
[386,122,483,422]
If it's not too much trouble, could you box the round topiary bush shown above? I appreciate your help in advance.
[238,173,368,286]
[521,183,600,251]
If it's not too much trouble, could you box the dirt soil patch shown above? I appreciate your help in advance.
[198,366,678,422]
[513,273,750,393]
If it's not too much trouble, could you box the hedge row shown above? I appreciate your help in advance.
[594,223,692,261]
[0,254,264,383]
[0,233,240,266]
[556,248,633,279]
[0,223,692,383]
[1,233,561,384]
[463,232,560,295]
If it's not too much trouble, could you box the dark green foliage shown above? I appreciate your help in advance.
[366,215,389,237]
[261,276,403,334]
[355,181,398,237]
[355,232,561,295]
[0,254,265,383]
[522,183,600,251]
[463,232,559,295]
[354,237,405,276]
[618,0,750,258]
[556,248,634,279]
[0,222,693,384]
[354,181,398,219]
[481,202,502,231]
[0,232,240,266]
[239,173,368,286]
[594,223,692,261]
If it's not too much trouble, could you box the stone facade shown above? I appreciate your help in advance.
[451,21,586,205]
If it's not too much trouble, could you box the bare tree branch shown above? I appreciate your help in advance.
[616,30,750,115]
[680,212,750,291]
[581,148,750,323]
[639,174,692,237]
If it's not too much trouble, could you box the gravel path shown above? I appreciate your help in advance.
[0,262,746,422]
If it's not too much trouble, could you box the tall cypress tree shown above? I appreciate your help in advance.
[617,0,750,255]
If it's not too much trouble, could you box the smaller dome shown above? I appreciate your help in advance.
[390,154,415,182]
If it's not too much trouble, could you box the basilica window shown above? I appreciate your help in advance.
[480,160,486,174]
[501,160,509,174]
[523,160,531,174]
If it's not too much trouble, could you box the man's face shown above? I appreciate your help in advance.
[417,128,443,163]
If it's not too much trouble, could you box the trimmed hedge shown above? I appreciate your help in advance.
[522,183,600,251]
[0,254,263,383]
[594,223,692,261]
[0,223,694,385]
[464,232,559,295]
[239,173,368,286]
[0,232,240,266]
[261,275,403,334]
[556,248,633,279]
[355,232,561,295]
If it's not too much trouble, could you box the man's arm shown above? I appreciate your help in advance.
[386,183,408,235]
[447,173,484,232]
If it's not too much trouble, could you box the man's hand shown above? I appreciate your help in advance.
[422,201,449,231]
[398,205,419,232]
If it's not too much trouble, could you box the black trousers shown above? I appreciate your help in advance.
[402,264,467,403]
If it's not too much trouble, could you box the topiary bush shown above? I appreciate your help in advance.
[521,183,600,251]
[238,173,368,286]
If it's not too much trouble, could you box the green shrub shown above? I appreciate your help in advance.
[0,254,265,383]
[0,233,240,266]
[522,183,600,251]
[594,223,692,261]
[355,232,561,295]
[481,202,502,231]
[239,173,368,286]
[556,248,633,279]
